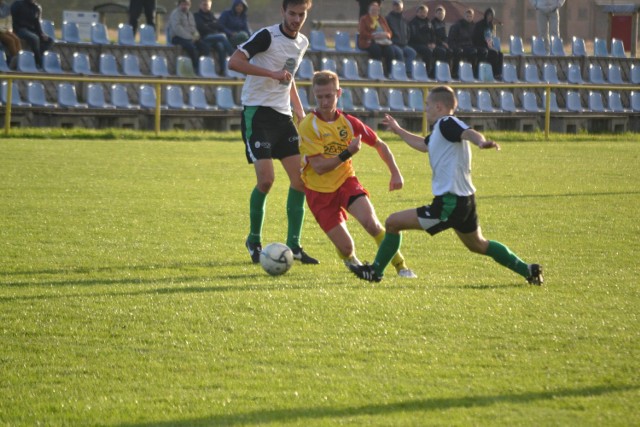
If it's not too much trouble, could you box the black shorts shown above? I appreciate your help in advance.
[241,106,300,164]
[416,193,479,235]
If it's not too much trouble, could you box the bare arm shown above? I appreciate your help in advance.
[290,79,305,124]
[382,114,428,153]
[461,128,501,150]
[372,139,404,191]
[227,49,291,82]
[307,135,361,175]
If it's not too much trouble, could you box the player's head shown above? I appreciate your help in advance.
[426,86,457,124]
[281,0,312,36]
[312,70,342,115]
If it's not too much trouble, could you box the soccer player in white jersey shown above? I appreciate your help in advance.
[298,71,417,278]
[228,0,319,265]
[349,86,544,285]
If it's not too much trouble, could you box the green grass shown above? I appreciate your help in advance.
[1,130,638,426]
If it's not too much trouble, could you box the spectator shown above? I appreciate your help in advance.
[408,5,436,78]
[472,7,503,79]
[385,0,416,78]
[358,0,402,77]
[447,8,478,79]
[431,5,453,72]
[529,0,565,53]
[0,0,21,68]
[10,0,52,69]
[129,0,156,36]
[356,0,383,18]
[195,0,234,74]
[168,0,210,72]
[219,0,251,47]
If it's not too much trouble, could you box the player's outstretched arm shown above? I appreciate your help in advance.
[373,140,404,191]
[461,128,501,150]
[290,80,305,124]
[382,114,428,153]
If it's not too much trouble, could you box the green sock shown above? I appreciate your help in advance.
[372,232,402,277]
[286,187,306,249]
[248,187,267,244]
[486,240,530,278]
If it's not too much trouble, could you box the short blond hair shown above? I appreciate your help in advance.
[312,70,340,89]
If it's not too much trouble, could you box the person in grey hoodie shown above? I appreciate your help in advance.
[168,0,210,72]
[528,0,565,53]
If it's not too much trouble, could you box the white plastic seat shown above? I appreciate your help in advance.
[567,63,583,84]
[607,91,626,113]
[198,56,219,78]
[309,30,329,51]
[189,86,216,110]
[87,83,114,108]
[588,91,606,112]
[456,90,474,112]
[459,61,475,82]
[509,35,524,56]
[363,88,390,112]
[571,37,586,56]
[62,21,81,43]
[531,35,547,55]
[296,58,314,80]
[166,85,193,110]
[588,64,605,84]
[335,31,356,52]
[151,54,170,77]
[607,64,624,84]
[593,37,608,56]
[566,90,583,112]
[118,23,136,46]
[411,60,430,82]
[478,62,494,82]
[522,91,541,112]
[176,56,196,78]
[390,60,409,81]
[216,86,241,110]
[1,81,29,106]
[91,23,110,45]
[611,38,626,58]
[367,59,386,80]
[58,82,87,108]
[111,84,138,109]
[502,63,519,83]
[408,89,424,112]
[435,61,452,82]
[631,91,640,112]
[476,90,496,112]
[43,51,64,73]
[321,57,337,73]
[72,52,93,74]
[99,53,120,76]
[341,58,361,80]
[17,50,39,72]
[139,24,159,46]
[27,81,55,107]
[388,89,410,111]
[631,64,640,85]
[550,36,565,56]
[524,63,541,83]
[122,54,142,76]
[543,63,560,83]
[500,91,517,112]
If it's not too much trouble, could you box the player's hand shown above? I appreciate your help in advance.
[389,172,404,191]
[479,140,501,150]
[348,134,361,154]
[382,114,400,134]
[274,69,292,84]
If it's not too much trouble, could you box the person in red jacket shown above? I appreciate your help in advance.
[357,0,401,77]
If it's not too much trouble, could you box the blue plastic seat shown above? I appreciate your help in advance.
[139,24,159,46]
[151,54,170,77]
[27,81,55,107]
[509,35,524,56]
[296,58,314,80]
[631,91,640,112]
[118,23,136,46]
[1,81,29,106]
[0,51,9,72]
[297,87,311,110]
[198,56,219,78]
[631,64,640,85]
[522,91,541,112]
[571,37,587,56]
[367,59,386,80]
[593,37,608,56]
[91,23,110,45]
[478,62,494,82]
[139,85,159,109]
[607,64,624,84]
[607,91,626,113]
[111,84,138,109]
[435,61,452,82]
[550,36,565,56]
[87,83,114,108]
[176,56,196,78]
[408,89,424,112]
[62,21,82,43]
[122,54,142,76]
[456,90,474,112]
[543,91,561,112]
[566,91,583,112]
[189,85,216,110]
[309,30,329,51]
[41,19,57,42]
[58,82,87,108]
[459,61,475,82]
[543,63,560,83]
[611,38,626,58]
[341,58,361,80]
[588,64,605,84]
[390,60,409,81]
[567,63,583,84]
[17,50,39,72]
[531,35,547,55]
[500,91,517,112]
[99,53,120,76]
[388,89,410,111]
[72,52,93,74]
[216,86,241,110]
[166,85,193,110]
[502,63,519,83]
[43,51,64,73]
[524,63,541,83]
[337,87,363,112]
[476,90,496,112]
[588,91,606,112]
[411,60,430,82]
[335,31,355,52]
[363,88,390,112]
[321,57,337,73]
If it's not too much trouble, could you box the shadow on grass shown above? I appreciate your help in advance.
[118,384,638,426]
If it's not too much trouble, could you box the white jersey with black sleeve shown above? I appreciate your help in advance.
[425,115,476,197]
[238,24,309,116]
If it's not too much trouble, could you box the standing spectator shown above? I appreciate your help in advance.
[357,1,402,77]
[408,5,436,78]
[431,6,453,73]
[529,0,565,53]
[385,0,416,78]
[356,0,383,18]
[195,0,234,74]
[168,0,210,72]
[129,0,156,36]
[219,0,251,47]
[10,0,52,69]
[472,7,503,80]
[447,8,478,79]
[0,0,21,68]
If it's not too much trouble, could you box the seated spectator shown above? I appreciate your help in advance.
[0,0,21,68]
[358,0,402,77]
[356,0,384,17]
[195,0,234,74]
[408,5,436,77]
[472,7,503,79]
[385,0,416,78]
[218,0,250,47]
[431,6,453,72]
[129,0,156,36]
[10,0,53,69]
[447,8,478,79]
[168,0,210,72]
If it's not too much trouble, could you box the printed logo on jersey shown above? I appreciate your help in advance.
[324,141,345,156]
[338,127,348,141]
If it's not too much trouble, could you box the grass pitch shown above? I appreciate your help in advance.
[0,130,638,426]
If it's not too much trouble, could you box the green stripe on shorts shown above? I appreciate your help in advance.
[440,193,457,222]
[243,106,258,142]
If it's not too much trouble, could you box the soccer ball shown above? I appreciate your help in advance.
[260,243,294,276]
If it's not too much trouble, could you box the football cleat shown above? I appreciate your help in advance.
[526,264,544,286]
[397,268,418,279]
[246,238,262,264]
[349,263,382,282]
[291,246,319,264]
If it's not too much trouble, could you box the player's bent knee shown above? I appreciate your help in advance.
[384,216,401,234]
[256,180,274,194]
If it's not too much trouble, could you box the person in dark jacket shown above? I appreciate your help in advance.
[408,5,436,77]
[472,7,503,79]
[431,5,452,73]
[385,0,415,77]
[447,8,478,78]
[218,0,250,46]
[129,0,156,35]
[195,0,234,73]
[10,0,52,68]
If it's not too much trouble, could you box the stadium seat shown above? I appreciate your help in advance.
[341,58,361,80]
[411,60,430,82]
[459,61,475,82]
[176,56,196,78]
[550,36,565,56]
[122,54,143,76]
[367,59,386,80]
[631,64,640,85]
[502,63,519,83]
[43,51,64,73]
[566,90,583,112]
[62,21,81,43]
[363,88,390,112]
[408,89,424,112]
[435,61,452,82]
[543,63,560,84]
[216,86,241,110]
[492,36,501,52]
[166,85,193,110]
[41,19,57,42]
[588,64,605,84]
[111,84,138,109]
[337,87,363,112]
[58,82,87,108]
[139,84,160,109]
[531,35,547,55]
[296,57,314,80]
[99,53,120,76]
[139,24,159,46]
[571,36,587,56]
[593,37,608,56]
[17,50,39,72]
[456,90,474,112]
[1,81,29,106]
[607,91,626,113]
[91,23,110,45]
[189,85,216,110]
[297,87,311,110]
[321,57,337,73]
[390,60,409,81]
[524,63,541,83]
[0,51,9,72]
[72,52,93,74]
[478,62,494,82]
[198,56,219,78]
[118,23,136,46]
[509,35,524,56]
[500,90,517,112]
[87,83,114,108]
[631,91,640,112]
[607,64,624,84]
[611,38,626,58]
[588,91,606,112]
[567,62,583,84]
[388,89,411,111]
[476,90,496,112]
[522,91,542,112]
[151,54,170,77]
[309,30,329,51]
[224,61,244,78]
[27,81,55,107]
[543,91,561,112]
[335,31,356,52]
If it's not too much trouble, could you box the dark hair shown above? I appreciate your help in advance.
[282,0,312,9]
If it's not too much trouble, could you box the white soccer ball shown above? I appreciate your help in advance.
[260,243,294,276]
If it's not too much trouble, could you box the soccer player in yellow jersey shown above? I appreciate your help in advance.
[298,70,417,278]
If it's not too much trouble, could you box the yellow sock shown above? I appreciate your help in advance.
[373,230,407,272]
